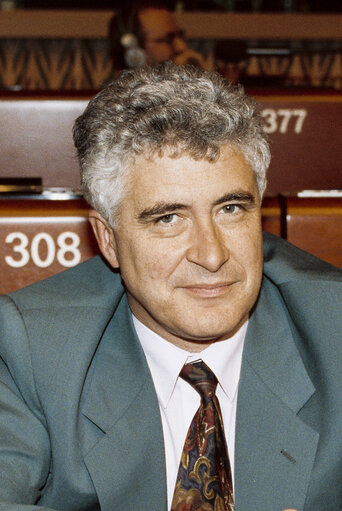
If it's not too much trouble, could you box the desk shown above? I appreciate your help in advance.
[0,95,89,189]
[0,196,99,294]
[280,195,342,268]
[1,92,341,194]
[261,195,281,237]
[255,93,342,193]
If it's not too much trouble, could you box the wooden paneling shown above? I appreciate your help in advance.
[1,11,342,40]
[255,94,342,194]
[0,39,341,91]
[281,195,342,268]
[0,197,99,294]
[0,96,89,188]
[261,195,281,237]
[1,11,342,91]
[1,93,342,193]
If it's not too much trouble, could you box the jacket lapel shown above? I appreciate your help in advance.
[235,276,319,511]
[81,295,167,511]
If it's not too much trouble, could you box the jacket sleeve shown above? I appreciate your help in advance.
[0,296,56,510]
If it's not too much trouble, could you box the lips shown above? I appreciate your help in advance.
[182,282,236,298]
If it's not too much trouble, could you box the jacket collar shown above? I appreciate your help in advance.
[82,295,167,511]
[235,276,318,511]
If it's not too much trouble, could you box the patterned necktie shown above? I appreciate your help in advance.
[171,360,234,511]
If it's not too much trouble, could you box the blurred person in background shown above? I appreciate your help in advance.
[109,0,208,72]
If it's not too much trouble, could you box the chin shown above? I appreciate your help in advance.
[173,316,248,344]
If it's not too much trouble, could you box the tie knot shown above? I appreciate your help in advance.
[180,360,218,400]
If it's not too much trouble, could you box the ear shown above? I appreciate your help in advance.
[89,210,120,268]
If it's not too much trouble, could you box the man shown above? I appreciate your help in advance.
[0,62,341,511]
[109,1,207,72]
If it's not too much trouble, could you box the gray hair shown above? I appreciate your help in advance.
[73,62,270,225]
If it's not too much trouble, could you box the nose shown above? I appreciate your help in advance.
[172,35,187,55]
[186,220,229,273]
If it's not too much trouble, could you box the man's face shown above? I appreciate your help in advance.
[138,8,187,64]
[95,145,263,351]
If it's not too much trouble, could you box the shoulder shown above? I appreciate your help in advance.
[263,231,342,285]
[0,258,128,440]
[0,256,125,373]
[262,232,342,341]
[7,255,124,311]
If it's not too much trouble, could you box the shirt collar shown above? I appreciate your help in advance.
[197,323,247,401]
[132,316,247,408]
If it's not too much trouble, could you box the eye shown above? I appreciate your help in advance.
[157,214,177,224]
[221,204,241,214]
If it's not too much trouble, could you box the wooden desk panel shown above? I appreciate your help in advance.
[1,11,342,40]
[255,94,342,194]
[0,97,89,188]
[281,196,342,268]
[1,92,342,195]
[261,195,281,237]
[0,198,99,294]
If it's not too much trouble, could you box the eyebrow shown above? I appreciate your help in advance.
[138,202,189,221]
[213,192,256,206]
[138,192,256,222]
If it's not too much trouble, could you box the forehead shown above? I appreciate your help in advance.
[138,8,178,39]
[126,145,257,206]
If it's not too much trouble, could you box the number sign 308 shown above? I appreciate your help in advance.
[5,232,81,268]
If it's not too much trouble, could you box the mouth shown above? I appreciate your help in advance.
[182,282,236,298]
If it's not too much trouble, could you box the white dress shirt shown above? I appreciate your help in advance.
[132,315,247,511]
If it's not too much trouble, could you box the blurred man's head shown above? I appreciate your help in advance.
[109,2,205,71]
[138,7,187,64]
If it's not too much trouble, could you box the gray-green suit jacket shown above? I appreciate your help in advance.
[0,232,342,511]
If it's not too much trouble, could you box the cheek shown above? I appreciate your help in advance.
[230,227,263,280]
[147,244,187,281]
[244,237,263,288]
[122,240,181,283]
